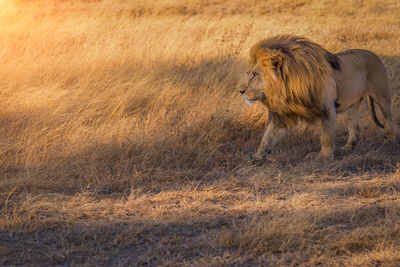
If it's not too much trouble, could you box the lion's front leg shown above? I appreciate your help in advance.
[318,109,336,161]
[250,120,288,163]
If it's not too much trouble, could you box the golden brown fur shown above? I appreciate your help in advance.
[238,35,394,162]
[249,35,338,127]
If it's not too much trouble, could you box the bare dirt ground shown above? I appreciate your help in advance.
[1,0,400,265]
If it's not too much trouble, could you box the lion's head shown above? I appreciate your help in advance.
[238,35,340,127]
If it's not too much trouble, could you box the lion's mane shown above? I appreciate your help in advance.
[250,35,341,128]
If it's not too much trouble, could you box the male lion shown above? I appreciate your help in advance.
[238,35,394,162]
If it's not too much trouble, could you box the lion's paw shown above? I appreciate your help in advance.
[247,154,266,165]
[383,136,395,144]
[344,142,357,150]
[316,152,334,164]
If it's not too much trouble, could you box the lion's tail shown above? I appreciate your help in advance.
[367,95,384,128]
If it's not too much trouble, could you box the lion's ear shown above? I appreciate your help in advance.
[270,54,284,77]
[257,51,285,77]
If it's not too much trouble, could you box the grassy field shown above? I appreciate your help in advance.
[1,0,400,265]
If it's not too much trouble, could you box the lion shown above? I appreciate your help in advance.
[238,35,394,162]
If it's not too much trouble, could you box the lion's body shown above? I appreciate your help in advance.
[334,49,388,115]
[239,35,394,161]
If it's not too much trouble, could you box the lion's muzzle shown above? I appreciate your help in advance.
[242,95,255,105]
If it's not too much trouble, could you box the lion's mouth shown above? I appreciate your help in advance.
[243,95,256,105]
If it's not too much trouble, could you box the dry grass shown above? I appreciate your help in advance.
[1,0,400,265]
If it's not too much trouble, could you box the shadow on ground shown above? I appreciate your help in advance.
[1,191,399,265]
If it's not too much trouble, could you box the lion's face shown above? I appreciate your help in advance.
[238,63,267,105]
[238,57,285,106]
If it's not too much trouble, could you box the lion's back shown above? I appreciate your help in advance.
[336,49,387,78]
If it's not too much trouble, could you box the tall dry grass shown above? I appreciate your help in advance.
[1,0,400,265]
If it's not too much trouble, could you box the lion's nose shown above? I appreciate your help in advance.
[239,89,245,95]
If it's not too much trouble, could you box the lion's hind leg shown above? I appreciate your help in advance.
[344,104,360,149]
[367,62,395,142]
[373,95,395,142]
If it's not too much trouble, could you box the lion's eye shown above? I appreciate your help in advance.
[251,73,257,80]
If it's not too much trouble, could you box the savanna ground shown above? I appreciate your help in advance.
[0,0,400,265]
